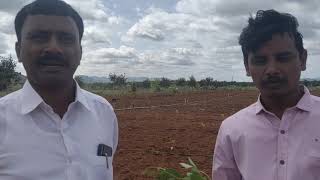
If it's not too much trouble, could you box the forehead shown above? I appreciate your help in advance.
[21,15,79,35]
[251,33,297,55]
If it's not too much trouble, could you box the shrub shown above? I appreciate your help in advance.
[188,75,197,88]
[159,77,171,88]
[0,55,17,91]
[142,79,151,88]
[199,77,213,88]
[131,83,137,92]
[176,78,186,86]
[144,157,210,180]
[109,73,127,86]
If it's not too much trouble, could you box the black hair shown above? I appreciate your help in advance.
[239,9,304,64]
[15,0,84,42]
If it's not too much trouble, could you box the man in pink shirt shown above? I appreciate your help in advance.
[212,9,320,180]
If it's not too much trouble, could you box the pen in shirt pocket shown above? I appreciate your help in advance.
[97,144,112,169]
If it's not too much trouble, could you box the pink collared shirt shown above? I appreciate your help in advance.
[212,87,320,180]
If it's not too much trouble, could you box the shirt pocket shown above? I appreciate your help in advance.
[87,155,113,180]
[307,137,320,158]
[304,136,320,172]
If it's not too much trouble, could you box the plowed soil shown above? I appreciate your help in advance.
[106,89,320,180]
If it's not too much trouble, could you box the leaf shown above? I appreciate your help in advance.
[189,172,207,180]
[180,163,193,169]
[158,168,183,179]
[143,158,210,180]
[182,177,191,180]
[188,157,198,169]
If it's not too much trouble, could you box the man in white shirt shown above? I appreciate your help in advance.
[0,0,118,179]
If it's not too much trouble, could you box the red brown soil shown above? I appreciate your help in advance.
[105,89,320,180]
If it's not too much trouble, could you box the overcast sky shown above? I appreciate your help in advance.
[0,0,319,81]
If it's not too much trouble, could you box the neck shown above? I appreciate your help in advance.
[260,86,304,119]
[30,80,76,118]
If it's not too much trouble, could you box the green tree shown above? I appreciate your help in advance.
[109,73,127,86]
[159,77,171,88]
[0,55,17,90]
[142,79,151,88]
[176,77,186,86]
[131,82,137,92]
[199,77,213,88]
[188,75,197,88]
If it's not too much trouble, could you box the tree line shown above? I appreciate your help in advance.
[2,55,320,92]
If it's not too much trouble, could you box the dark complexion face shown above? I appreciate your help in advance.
[15,15,82,89]
[245,33,307,98]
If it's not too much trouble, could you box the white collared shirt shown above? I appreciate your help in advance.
[0,81,118,180]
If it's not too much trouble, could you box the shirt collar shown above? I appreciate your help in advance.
[255,86,312,115]
[20,80,43,114]
[20,80,91,114]
[295,86,312,112]
[74,81,91,111]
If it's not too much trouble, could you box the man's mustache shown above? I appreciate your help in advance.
[261,76,287,86]
[37,53,67,66]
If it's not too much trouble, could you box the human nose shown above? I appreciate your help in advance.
[265,58,280,76]
[43,36,63,55]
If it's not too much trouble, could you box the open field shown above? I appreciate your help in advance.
[1,86,320,179]
[106,89,259,179]
[107,88,320,179]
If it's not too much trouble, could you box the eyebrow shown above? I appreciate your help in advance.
[26,30,76,38]
[275,51,296,56]
[252,51,296,58]
[27,30,49,35]
[252,55,265,59]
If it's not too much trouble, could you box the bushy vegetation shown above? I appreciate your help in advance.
[109,73,127,87]
[188,75,197,88]
[159,77,171,88]
[144,158,210,180]
[0,55,23,91]
[3,68,320,97]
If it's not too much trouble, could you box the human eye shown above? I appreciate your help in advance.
[59,33,75,44]
[251,56,267,66]
[28,32,49,43]
[276,53,295,63]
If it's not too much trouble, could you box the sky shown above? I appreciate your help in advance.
[0,0,319,81]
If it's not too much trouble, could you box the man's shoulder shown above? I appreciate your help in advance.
[221,102,257,129]
[0,89,22,107]
[80,88,114,110]
[308,94,320,114]
[310,94,320,102]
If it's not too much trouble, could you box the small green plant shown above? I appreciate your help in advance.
[143,157,210,180]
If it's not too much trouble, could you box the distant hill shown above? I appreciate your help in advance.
[77,76,320,84]
[77,75,149,84]
[302,78,320,81]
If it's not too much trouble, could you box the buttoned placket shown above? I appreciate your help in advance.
[43,103,84,180]
[277,112,290,180]
[276,110,295,180]
[263,110,288,180]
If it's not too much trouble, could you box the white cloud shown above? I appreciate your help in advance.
[123,8,220,42]
[1,0,320,81]
[0,0,32,13]
[83,46,138,64]
[0,12,15,35]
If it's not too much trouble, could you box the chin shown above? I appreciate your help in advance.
[262,88,289,98]
[34,76,73,89]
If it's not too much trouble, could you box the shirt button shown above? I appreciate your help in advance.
[280,130,285,134]
[280,160,285,165]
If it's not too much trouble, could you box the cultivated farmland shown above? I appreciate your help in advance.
[108,88,320,179]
